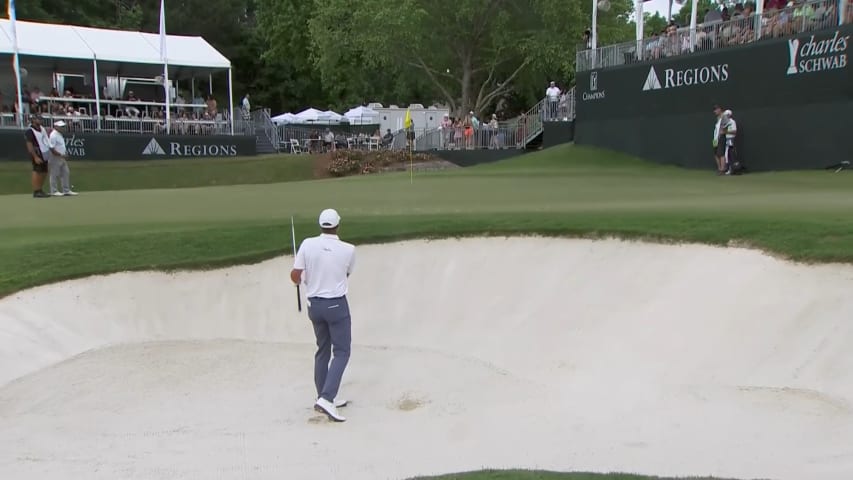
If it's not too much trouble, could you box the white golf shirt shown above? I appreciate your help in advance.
[48,129,66,157]
[546,86,561,101]
[293,233,356,299]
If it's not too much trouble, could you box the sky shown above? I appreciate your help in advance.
[635,0,686,20]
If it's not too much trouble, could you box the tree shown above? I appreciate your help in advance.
[306,0,631,117]
[643,11,669,35]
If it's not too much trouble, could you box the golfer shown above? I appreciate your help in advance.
[290,208,356,422]
[24,114,50,198]
[47,120,77,196]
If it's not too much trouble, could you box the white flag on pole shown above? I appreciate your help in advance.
[159,0,171,133]
[8,0,25,127]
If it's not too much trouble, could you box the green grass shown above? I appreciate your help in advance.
[1,143,852,299]
[0,153,314,194]
[409,471,741,480]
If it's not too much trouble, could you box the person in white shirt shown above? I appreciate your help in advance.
[291,208,356,422]
[241,94,251,120]
[545,81,561,120]
[721,110,739,175]
[47,120,77,196]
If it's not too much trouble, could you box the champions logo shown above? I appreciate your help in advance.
[582,71,606,101]
[642,64,729,91]
[787,31,849,75]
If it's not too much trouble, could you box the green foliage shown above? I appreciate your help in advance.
[644,12,670,36]
[15,0,635,117]
[303,0,634,117]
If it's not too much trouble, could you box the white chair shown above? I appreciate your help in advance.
[290,139,302,154]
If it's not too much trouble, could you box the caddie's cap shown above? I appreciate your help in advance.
[54,120,66,127]
[319,208,340,228]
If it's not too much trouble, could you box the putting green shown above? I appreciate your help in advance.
[1,143,852,298]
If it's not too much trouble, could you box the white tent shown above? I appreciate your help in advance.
[271,113,298,125]
[0,18,234,133]
[344,105,380,125]
[323,110,344,122]
[294,108,340,124]
[0,19,230,73]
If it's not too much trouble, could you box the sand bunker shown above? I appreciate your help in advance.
[1,237,853,480]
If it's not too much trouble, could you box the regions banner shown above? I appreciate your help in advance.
[0,132,257,161]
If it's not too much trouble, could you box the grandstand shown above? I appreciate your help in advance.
[0,18,246,138]
[571,0,852,171]
[576,0,849,71]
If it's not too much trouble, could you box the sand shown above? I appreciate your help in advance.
[1,236,853,480]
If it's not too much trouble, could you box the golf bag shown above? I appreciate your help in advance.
[726,142,745,175]
[725,122,746,175]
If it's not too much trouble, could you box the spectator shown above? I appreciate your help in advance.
[545,81,561,120]
[241,93,251,120]
[381,128,393,147]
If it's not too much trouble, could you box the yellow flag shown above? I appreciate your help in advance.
[404,109,412,129]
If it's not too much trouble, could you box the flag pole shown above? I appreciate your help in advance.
[159,0,171,134]
[9,0,25,128]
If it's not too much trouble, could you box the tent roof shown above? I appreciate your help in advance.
[0,19,230,72]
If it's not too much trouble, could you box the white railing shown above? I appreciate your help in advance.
[251,108,279,147]
[3,95,252,136]
[576,0,847,71]
[0,113,251,136]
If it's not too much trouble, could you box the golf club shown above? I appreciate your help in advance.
[291,216,301,312]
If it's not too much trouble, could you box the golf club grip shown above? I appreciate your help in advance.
[296,284,302,311]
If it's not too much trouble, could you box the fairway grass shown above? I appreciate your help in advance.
[1,143,852,298]
[0,153,314,194]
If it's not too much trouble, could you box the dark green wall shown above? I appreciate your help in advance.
[575,25,852,171]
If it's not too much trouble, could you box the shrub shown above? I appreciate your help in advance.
[326,149,443,177]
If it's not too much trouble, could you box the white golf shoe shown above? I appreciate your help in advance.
[64,191,78,196]
[334,398,348,408]
[314,397,346,422]
[52,192,64,197]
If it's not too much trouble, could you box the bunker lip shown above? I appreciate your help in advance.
[1,236,852,480]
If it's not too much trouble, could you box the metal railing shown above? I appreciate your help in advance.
[276,124,400,154]
[0,112,247,136]
[250,108,277,147]
[404,89,573,152]
[576,0,847,71]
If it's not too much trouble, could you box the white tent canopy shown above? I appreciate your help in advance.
[0,19,230,73]
[323,110,343,122]
[271,112,298,125]
[344,105,379,124]
[294,108,341,123]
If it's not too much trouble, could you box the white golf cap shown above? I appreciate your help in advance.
[54,120,66,127]
[318,208,340,228]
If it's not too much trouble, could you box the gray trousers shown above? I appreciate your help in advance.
[47,154,71,194]
[307,296,351,402]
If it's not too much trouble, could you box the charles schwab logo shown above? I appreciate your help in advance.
[582,71,606,101]
[642,64,729,91]
[64,135,86,158]
[787,30,849,75]
[142,137,239,157]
